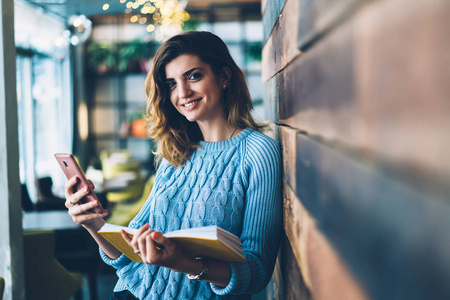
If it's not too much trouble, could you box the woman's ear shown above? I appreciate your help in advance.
[221,67,232,89]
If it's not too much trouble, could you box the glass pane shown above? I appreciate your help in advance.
[213,22,242,42]
[228,45,244,69]
[247,74,263,101]
[245,21,263,42]
[92,107,118,134]
[16,57,25,183]
[32,56,64,176]
[126,139,151,161]
[124,74,147,104]
[91,24,118,42]
[95,77,118,103]
[96,140,119,156]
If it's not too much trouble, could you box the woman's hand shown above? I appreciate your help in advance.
[64,176,107,228]
[120,224,186,270]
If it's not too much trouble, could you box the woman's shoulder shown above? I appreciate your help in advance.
[243,129,281,164]
[245,129,280,153]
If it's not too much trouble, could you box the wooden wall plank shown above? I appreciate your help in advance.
[287,130,450,300]
[279,233,310,300]
[262,0,301,82]
[283,179,369,300]
[297,0,368,50]
[262,0,286,43]
[263,74,279,124]
[278,0,450,183]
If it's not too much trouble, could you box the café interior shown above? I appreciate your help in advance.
[1,0,266,299]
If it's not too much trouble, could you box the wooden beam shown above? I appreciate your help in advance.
[278,0,450,184]
[262,0,300,81]
[281,127,450,300]
[0,0,25,299]
[283,179,369,300]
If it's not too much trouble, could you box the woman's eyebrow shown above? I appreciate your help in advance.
[166,67,202,81]
[182,67,201,77]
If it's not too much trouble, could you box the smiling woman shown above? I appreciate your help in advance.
[62,31,282,300]
[146,31,265,167]
[165,54,229,127]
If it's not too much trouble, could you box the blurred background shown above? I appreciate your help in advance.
[11,0,268,299]
[2,0,450,299]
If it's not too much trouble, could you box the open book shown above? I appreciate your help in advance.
[98,223,246,263]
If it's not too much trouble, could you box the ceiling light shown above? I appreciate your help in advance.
[67,14,92,46]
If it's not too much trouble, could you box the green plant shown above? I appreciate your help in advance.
[246,42,262,62]
[118,40,152,73]
[182,19,201,31]
[86,41,116,73]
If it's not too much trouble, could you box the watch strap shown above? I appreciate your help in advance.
[187,257,209,280]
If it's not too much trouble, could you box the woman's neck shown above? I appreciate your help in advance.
[197,119,236,142]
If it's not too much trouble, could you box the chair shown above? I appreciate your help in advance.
[107,174,155,226]
[35,177,66,210]
[54,229,103,300]
[21,183,35,212]
[0,275,4,300]
[100,150,145,204]
[23,230,83,300]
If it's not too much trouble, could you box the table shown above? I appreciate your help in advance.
[23,210,79,231]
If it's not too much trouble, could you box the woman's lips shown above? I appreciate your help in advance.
[181,98,201,109]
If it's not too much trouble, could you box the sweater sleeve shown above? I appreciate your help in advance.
[211,134,283,295]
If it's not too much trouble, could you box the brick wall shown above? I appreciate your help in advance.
[262,0,450,299]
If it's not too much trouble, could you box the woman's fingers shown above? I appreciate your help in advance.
[121,226,184,267]
[64,176,78,198]
[87,179,95,190]
[137,229,154,262]
[65,185,90,208]
[120,229,132,244]
[127,224,150,252]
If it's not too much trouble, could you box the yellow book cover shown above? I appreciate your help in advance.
[98,223,246,263]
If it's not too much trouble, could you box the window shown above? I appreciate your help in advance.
[15,1,73,201]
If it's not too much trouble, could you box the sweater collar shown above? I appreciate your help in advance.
[199,128,253,152]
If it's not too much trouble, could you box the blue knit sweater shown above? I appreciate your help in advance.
[100,128,282,299]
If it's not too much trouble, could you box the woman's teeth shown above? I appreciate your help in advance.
[183,99,200,107]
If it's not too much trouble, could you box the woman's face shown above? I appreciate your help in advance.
[165,54,227,124]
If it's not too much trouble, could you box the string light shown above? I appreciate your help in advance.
[120,0,190,38]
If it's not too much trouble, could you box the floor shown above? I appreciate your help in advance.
[80,270,267,300]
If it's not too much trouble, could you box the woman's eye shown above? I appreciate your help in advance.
[188,72,201,81]
[167,81,176,89]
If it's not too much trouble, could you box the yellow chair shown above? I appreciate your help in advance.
[101,150,145,203]
[0,275,4,300]
[23,230,83,300]
[99,149,132,162]
[107,174,155,226]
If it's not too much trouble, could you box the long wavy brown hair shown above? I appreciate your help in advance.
[144,31,265,167]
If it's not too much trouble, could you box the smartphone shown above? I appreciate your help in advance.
[54,153,104,214]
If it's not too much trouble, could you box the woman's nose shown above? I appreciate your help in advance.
[177,82,192,100]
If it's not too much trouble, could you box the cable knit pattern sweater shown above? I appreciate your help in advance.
[100,128,282,299]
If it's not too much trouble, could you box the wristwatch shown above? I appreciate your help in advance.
[187,257,209,280]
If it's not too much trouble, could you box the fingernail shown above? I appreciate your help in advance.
[73,177,77,183]
[84,187,89,193]
[153,232,161,239]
